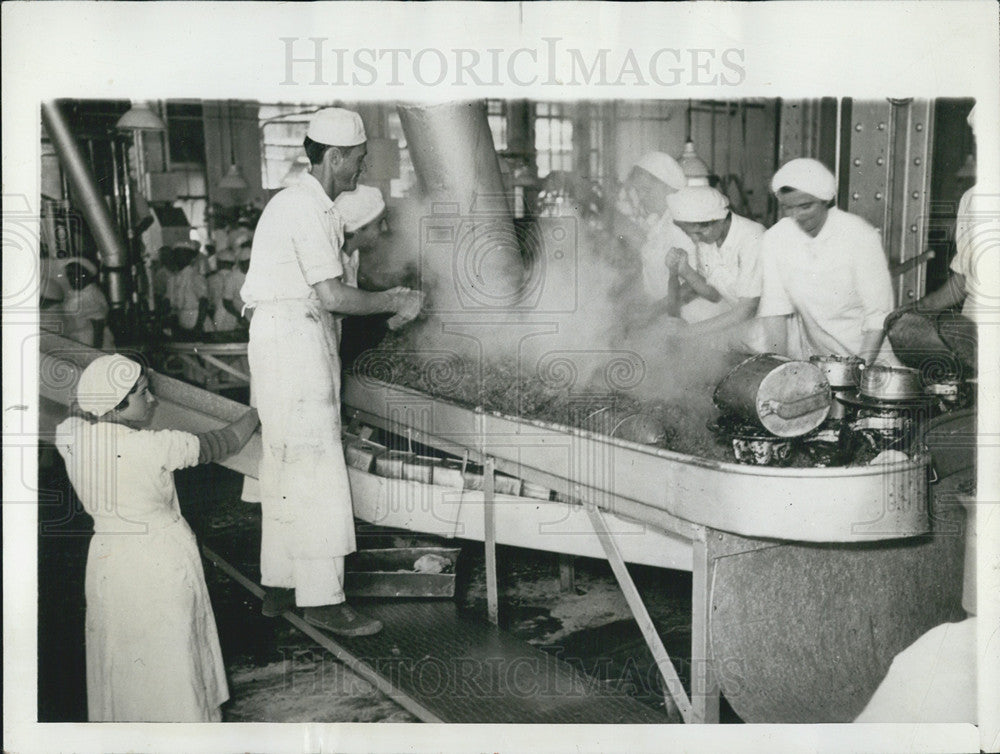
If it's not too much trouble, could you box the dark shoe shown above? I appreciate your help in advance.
[261,587,296,617]
[303,604,383,637]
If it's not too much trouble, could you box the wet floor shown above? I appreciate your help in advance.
[37,450,740,723]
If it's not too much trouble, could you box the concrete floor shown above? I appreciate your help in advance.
[38,450,738,723]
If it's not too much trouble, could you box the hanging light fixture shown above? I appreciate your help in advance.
[218,100,248,190]
[678,99,711,186]
[115,100,167,131]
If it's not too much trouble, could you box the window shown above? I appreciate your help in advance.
[534,102,574,178]
[486,99,508,151]
[165,102,206,166]
[258,104,318,190]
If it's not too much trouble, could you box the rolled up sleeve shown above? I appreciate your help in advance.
[292,205,345,286]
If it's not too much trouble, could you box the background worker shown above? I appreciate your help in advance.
[886,105,984,326]
[662,185,764,339]
[240,107,421,637]
[56,259,115,350]
[166,239,212,337]
[755,158,894,364]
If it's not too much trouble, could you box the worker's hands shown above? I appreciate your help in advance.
[386,287,424,330]
[665,247,689,275]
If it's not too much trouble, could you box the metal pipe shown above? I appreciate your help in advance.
[41,100,129,306]
[397,101,525,310]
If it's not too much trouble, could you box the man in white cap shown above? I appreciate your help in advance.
[240,107,421,636]
[616,152,698,310]
[663,185,764,336]
[756,157,894,364]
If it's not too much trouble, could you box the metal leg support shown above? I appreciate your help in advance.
[586,506,692,723]
[484,457,499,625]
[690,536,720,723]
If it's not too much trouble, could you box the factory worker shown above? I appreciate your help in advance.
[55,354,259,721]
[208,246,238,332]
[663,186,764,335]
[221,234,252,327]
[166,239,213,335]
[57,259,115,349]
[887,104,989,327]
[240,107,422,637]
[756,158,894,364]
[619,152,698,307]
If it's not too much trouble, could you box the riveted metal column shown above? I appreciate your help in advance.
[845,99,934,304]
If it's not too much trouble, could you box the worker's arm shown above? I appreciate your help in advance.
[684,297,758,337]
[858,329,886,367]
[915,272,967,314]
[757,315,788,355]
[312,277,421,320]
[196,408,260,464]
[675,253,722,303]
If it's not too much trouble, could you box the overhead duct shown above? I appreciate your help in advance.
[397,101,526,311]
[41,100,129,307]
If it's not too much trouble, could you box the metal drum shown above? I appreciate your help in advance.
[714,354,832,437]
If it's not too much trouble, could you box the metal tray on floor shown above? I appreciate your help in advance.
[345,546,460,598]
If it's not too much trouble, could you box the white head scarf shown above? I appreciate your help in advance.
[667,186,730,222]
[76,354,142,417]
[634,152,687,191]
[335,185,386,233]
[770,158,837,202]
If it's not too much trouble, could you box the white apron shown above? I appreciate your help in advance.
[247,298,357,564]
[86,516,228,722]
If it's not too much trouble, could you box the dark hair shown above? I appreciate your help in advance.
[111,365,148,414]
[303,137,360,167]
[303,136,330,166]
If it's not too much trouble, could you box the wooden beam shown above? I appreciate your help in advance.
[586,506,692,723]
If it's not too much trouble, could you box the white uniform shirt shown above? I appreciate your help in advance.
[757,207,894,359]
[60,284,115,348]
[167,265,211,330]
[222,267,247,317]
[640,212,696,300]
[55,417,200,533]
[949,186,991,323]
[240,173,347,306]
[208,269,238,331]
[679,214,764,323]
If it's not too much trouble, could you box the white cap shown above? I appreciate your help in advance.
[307,107,366,147]
[335,185,386,233]
[76,354,142,417]
[174,239,200,252]
[771,158,837,202]
[667,186,730,222]
[634,152,687,191]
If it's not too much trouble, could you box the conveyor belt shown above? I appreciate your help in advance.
[201,543,670,724]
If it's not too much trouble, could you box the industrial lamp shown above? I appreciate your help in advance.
[115,100,167,131]
[218,101,249,190]
[678,141,711,186]
[678,99,711,186]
